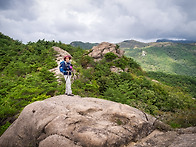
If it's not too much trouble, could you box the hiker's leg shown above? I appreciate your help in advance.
[66,75,72,94]
[64,75,68,94]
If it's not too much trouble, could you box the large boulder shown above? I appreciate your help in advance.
[88,42,124,61]
[1,95,195,147]
[0,95,156,147]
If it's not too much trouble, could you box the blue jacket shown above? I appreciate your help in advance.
[59,61,72,75]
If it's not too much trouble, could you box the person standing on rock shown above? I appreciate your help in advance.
[59,55,74,96]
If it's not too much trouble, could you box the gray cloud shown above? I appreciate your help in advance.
[0,0,196,43]
[0,0,38,21]
[0,0,12,10]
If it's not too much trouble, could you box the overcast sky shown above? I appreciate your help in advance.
[0,0,196,43]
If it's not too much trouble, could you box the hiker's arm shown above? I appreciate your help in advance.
[69,63,73,71]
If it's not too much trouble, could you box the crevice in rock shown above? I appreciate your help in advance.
[77,108,103,116]
[42,117,57,133]
[17,134,23,140]
[122,126,134,134]
[36,116,69,143]
[69,120,82,126]
[141,110,149,121]
[107,128,133,147]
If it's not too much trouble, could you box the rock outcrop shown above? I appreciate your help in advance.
[0,95,155,147]
[88,42,124,61]
[0,95,195,147]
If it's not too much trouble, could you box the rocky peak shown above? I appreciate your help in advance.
[88,42,124,61]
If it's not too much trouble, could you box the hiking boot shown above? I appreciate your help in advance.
[67,94,74,96]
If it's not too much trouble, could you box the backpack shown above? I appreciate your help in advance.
[59,61,73,73]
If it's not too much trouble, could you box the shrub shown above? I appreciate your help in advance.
[0,121,11,136]
[104,52,118,61]
[80,55,94,68]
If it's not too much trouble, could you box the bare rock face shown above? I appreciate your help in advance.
[88,42,124,61]
[0,95,156,147]
[1,95,195,147]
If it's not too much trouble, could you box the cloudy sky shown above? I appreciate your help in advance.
[0,0,196,43]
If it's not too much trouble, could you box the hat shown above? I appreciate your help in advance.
[64,55,72,60]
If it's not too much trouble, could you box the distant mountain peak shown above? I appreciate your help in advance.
[70,41,99,50]
[156,39,196,44]
[118,39,148,49]
[123,39,142,42]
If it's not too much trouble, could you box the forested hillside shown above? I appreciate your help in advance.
[122,42,196,76]
[147,72,196,98]
[0,33,195,136]
[70,41,98,50]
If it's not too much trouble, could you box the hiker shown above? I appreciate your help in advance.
[59,55,74,96]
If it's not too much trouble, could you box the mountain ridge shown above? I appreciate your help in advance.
[70,41,98,50]
[157,39,196,44]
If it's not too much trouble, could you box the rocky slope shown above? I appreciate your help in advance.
[0,95,195,147]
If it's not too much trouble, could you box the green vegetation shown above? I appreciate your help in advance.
[147,72,196,98]
[123,43,196,76]
[0,32,196,136]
